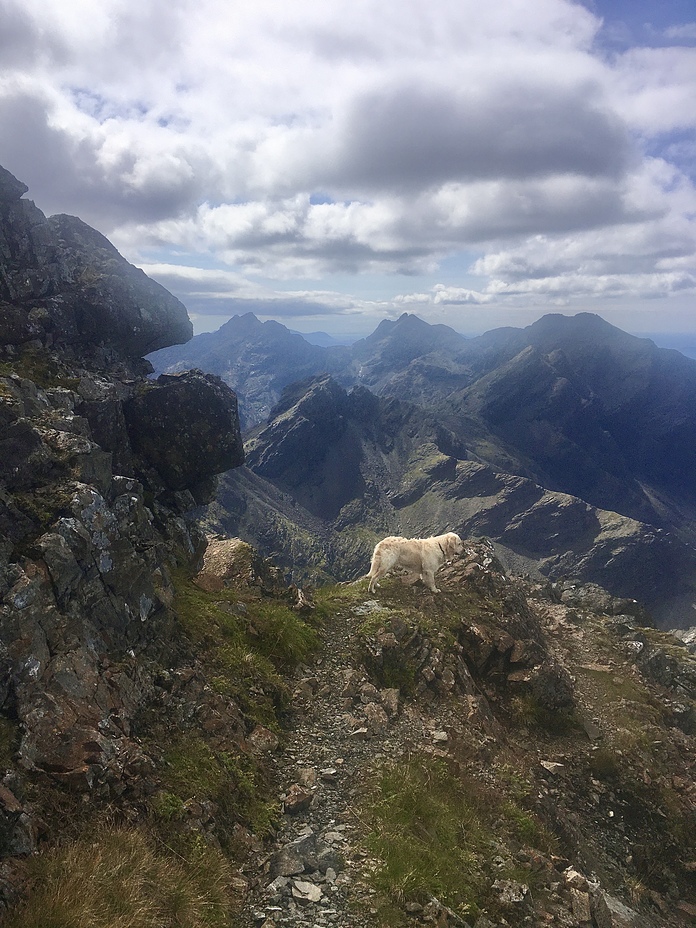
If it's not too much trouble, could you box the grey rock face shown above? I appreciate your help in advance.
[0,165,246,811]
[1,449,244,800]
[0,166,192,359]
[593,890,651,928]
[124,370,244,492]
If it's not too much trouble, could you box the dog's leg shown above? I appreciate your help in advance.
[367,549,381,593]
[422,569,440,593]
[368,557,385,593]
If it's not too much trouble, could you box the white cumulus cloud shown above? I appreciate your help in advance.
[0,0,694,334]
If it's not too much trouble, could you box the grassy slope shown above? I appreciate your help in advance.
[7,546,696,927]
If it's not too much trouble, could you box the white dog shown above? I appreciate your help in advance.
[367,531,464,594]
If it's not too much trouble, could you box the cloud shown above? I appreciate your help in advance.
[486,270,696,300]
[318,78,631,195]
[0,88,211,229]
[119,158,679,282]
[0,0,65,66]
[664,23,696,41]
[0,0,694,332]
[139,262,371,320]
[431,285,492,305]
[610,46,696,136]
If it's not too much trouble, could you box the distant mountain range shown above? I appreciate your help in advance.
[289,329,355,347]
[150,311,696,627]
[150,313,349,429]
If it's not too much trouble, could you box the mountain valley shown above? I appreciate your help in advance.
[152,312,696,629]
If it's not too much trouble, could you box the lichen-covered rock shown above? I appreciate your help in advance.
[193,535,285,594]
[0,420,55,490]
[77,395,135,476]
[0,466,239,797]
[124,370,244,492]
[0,176,244,788]
[592,890,652,928]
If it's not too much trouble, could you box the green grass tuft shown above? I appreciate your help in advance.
[364,756,556,923]
[508,694,580,736]
[158,733,280,843]
[172,569,319,726]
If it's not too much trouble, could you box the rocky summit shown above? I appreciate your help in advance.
[0,164,695,928]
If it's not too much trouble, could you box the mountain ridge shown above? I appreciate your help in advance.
[153,310,696,626]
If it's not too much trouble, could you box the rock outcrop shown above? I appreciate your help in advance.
[124,370,244,493]
[0,165,245,889]
[0,165,192,361]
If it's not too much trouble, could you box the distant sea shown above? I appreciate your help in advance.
[638,334,696,361]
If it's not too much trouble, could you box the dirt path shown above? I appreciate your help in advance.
[236,596,459,928]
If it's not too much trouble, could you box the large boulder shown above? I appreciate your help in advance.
[124,370,244,491]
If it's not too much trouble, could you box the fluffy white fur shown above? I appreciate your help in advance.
[367,531,464,594]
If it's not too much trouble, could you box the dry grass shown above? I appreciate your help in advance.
[6,826,235,928]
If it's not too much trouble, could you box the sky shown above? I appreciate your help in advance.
[1,0,695,340]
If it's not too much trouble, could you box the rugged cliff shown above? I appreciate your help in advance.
[0,166,246,909]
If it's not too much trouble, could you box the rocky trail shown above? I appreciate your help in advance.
[226,543,696,928]
[235,585,486,928]
[236,596,414,927]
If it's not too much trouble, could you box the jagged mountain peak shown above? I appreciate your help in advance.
[266,371,346,420]
[354,311,467,354]
[527,310,616,337]
[150,311,350,428]
[523,311,665,364]
[216,311,300,341]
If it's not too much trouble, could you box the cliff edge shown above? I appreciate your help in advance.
[0,166,245,907]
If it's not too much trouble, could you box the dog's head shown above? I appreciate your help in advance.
[444,532,464,557]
